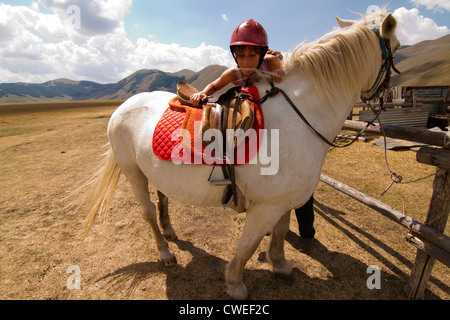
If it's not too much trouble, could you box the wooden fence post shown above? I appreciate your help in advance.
[405,168,450,299]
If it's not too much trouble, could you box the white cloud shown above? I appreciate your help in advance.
[0,1,234,84]
[393,7,450,45]
[222,14,228,22]
[410,0,450,12]
[125,40,233,79]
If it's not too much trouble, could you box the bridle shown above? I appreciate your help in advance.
[360,28,401,106]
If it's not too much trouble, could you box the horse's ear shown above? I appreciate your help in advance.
[335,16,354,28]
[381,13,397,39]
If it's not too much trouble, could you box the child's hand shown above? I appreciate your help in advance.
[271,75,282,83]
[271,69,283,83]
[267,50,283,61]
[264,52,283,84]
[190,92,208,106]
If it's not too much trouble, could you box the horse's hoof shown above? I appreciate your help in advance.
[271,259,292,276]
[161,252,177,266]
[227,283,249,300]
[272,259,293,284]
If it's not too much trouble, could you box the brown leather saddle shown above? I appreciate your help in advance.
[176,81,255,210]
[177,81,255,149]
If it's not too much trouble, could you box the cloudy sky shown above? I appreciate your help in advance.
[1,0,449,84]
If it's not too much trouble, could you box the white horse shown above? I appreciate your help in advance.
[83,11,399,299]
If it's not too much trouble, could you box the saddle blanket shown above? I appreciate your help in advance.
[152,85,264,165]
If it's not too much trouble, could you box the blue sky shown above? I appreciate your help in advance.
[0,0,449,83]
[124,0,450,51]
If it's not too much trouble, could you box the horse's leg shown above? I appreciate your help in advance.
[267,211,292,277]
[226,204,285,300]
[123,168,177,266]
[156,190,177,241]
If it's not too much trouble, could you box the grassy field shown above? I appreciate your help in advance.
[0,100,448,300]
[0,100,125,114]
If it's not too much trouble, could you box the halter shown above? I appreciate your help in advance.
[360,28,400,104]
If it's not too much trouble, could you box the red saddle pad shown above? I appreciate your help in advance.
[152,86,264,165]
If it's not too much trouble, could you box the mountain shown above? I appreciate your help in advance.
[0,79,105,103]
[391,34,450,86]
[1,35,448,103]
[0,65,228,103]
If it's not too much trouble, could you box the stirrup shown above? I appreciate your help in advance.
[207,157,232,186]
[209,179,232,186]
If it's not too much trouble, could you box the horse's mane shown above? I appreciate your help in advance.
[283,11,390,104]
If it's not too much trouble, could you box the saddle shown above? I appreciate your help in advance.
[177,81,255,149]
[176,81,257,210]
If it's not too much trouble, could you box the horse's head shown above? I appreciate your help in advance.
[283,10,401,107]
[335,12,400,53]
[335,11,400,103]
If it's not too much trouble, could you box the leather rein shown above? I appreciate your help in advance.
[245,28,400,148]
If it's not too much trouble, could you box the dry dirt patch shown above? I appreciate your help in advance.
[0,102,448,300]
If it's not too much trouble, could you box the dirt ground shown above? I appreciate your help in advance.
[0,101,448,300]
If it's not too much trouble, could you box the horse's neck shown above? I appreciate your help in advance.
[273,72,357,144]
[278,34,381,142]
[275,26,385,138]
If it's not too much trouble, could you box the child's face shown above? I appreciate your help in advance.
[235,46,261,76]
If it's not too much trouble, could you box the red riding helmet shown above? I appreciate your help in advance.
[230,19,268,67]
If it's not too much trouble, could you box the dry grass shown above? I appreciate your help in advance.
[0,101,448,300]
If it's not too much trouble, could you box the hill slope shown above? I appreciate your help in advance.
[391,34,450,86]
[0,65,228,103]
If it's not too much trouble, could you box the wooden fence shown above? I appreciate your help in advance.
[322,120,450,299]
[359,106,432,127]
[352,85,449,128]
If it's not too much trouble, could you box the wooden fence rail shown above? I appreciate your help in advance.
[319,174,450,263]
[342,120,450,149]
[324,121,450,299]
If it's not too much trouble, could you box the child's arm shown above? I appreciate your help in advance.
[264,51,283,83]
[190,68,237,106]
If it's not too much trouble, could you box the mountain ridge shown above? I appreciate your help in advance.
[0,65,230,103]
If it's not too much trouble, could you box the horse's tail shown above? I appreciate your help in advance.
[83,144,121,238]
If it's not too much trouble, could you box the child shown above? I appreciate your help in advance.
[190,19,283,107]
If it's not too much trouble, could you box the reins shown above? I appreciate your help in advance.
[244,28,433,194]
[247,83,345,147]
[246,81,376,148]
[245,29,401,148]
